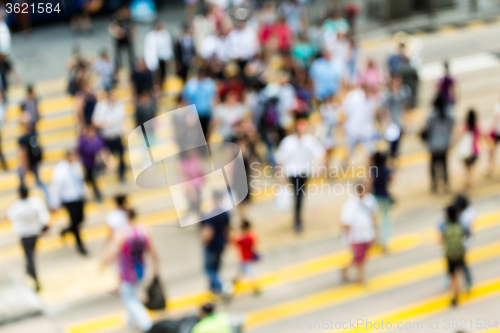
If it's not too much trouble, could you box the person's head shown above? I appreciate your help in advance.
[139,90,152,102]
[117,5,130,19]
[126,208,137,224]
[198,67,210,79]
[433,95,447,119]
[100,49,109,60]
[466,109,477,131]
[389,74,403,90]
[136,58,148,71]
[454,195,469,213]
[199,303,215,320]
[212,190,224,207]
[278,70,291,85]
[66,150,77,163]
[277,15,287,25]
[295,118,309,136]
[19,186,29,199]
[85,124,98,138]
[322,49,332,61]
[241,219,251,232]
[443,60,450,74]
[114,194,127,209]
[154,21,166,31]
[373,151,387,167]
[224,90,239,105]
[26,84,35,98]
[106,89,115,102]
[398,43,406,55]
[354,181,366,198]
[446,205,458,223]
[181,22,191,35]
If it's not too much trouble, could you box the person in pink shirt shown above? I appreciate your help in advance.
[358,58,386,94]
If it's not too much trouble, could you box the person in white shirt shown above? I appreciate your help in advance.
[106,194,129,240]
[92,90,126,182]
[262,70,297,130]
[7,186,49,291]
[275,119,325,233]
[144,22,173,88]
[225,20,259,68]
[340,183,379,284]
[342,85,381,159]
[50,151,88,255]
[211,90,247,141]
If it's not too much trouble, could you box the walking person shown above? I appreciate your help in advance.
[317,94,341,174]
[174,23,196,83]
[436,61,458,111]
[488,96,500,176]
[93,50,116,92]
[106,194,129,240]
[370,152,393,252]
[341,183,379,284]
[92,90,126,183]
[455,109,482,194]
[441,205,466,307]
[422,96,454,193]
[109,5,135,69]
[18,119,50,201]
[20,85,40,133]
[232,220,261,296]
[0,92,6,170]
[77,124,113,202]
[7,186,50,291]
[201,191,231,297]
[144,22,173,89]
[50,151,88,256]
[102,208,160,332]
[275,119,325,233]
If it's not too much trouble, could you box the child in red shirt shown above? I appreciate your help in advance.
[233,220,261,296]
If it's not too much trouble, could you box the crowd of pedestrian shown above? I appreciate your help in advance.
[4,0,500,330]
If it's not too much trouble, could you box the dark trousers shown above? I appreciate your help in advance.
[104,137,125,181]
[157,59,167,88]
[21,236,38,282]
[115,39,135,69]
[62,199,86,254]
[178,63,189,83]
[430,151,448,189]
[0,132,7,170]
[84,165,102,200]
[198,115,211,141]
[204,248,223,293]
[290,176,308,228]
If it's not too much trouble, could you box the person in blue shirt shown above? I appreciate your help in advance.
[182,68,217,139]
[309,50,342,102]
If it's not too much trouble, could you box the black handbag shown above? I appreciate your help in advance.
[145,276,166,310]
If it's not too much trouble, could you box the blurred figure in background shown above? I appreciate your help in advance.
[92,90,126,183]
[7,186,50,292]
[341,183,378,284]
[75,81,97,127]
[93,50,116,92]
[387,43,406,76]
[455,109,482,193]
[309,50,342,103]
[317,94,341,173]
[436,61,458,112]
[488,95,500,176]
[370,152,393,252]
[144,22,173,89]
[398,56,419,109]
[131,59,154,99]
[201,191,231,297]
[134,90,157,130]
[174,23,196,83]
[212,90,248,141]
[51,151,88,256]
[441,205,466,307]
[182,68,217,139]
[18,119,50,201]
[102,208,160,332]
[422,96,454,193]
[109,5,135,69]
[191,303,232,333]
[20,85,40,133]
[0,88,6,170]
[233,220,261,296]
[275,119,325,233]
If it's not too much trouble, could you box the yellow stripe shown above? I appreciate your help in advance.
[336,277,500,333]
[65,239,500,333]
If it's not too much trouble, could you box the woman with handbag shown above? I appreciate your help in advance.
[102,208,161,332]
[455,109,483,193]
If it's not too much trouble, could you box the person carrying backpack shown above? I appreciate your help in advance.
[441,205,467,307]
[18,119,49,202]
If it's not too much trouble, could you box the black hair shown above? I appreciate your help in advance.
[466,109,477,131]
[241,220,251,230]
[201,303,214,315]
[19,186,29,199]
[127,208,136,220]
[115,194,127,207]
[373,151,387,167]
[454,195,469,211]
[446,205,458,223]
[443,60,450,73]
[26,84,34,94]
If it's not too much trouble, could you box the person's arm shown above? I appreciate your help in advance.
[201,223,214,245]
[102,233,123,266]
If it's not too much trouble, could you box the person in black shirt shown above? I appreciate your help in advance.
[131,59,154,98]
[20,85,40,133]
[201,191,231,295]
[109,6,135,69]
[18,120,50,202]
[0,53,13,102]
[174,23,195,83]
